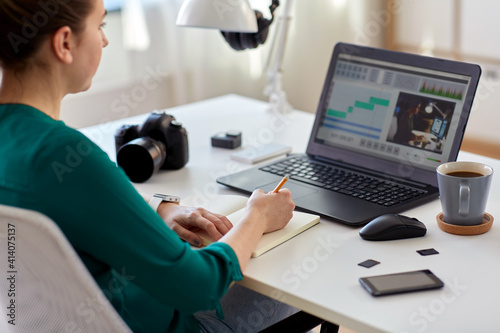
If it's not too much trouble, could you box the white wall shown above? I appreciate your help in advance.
[60,0,387,128]
[393,0,500,158]
[60,10,173,128]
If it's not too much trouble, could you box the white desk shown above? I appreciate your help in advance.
[81,94,500,333]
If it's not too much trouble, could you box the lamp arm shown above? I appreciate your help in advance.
[268,0,280,23]
[265,0,292,75]
[433,103,447,118]
[264,0,293,114]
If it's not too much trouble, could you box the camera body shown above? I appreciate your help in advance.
[114,111,189,182]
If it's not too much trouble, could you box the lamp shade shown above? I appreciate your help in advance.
[425,103,434,114]
[176,0,258,33]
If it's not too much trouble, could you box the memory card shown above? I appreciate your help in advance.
[358,259,380,268]
[417,248,439,256]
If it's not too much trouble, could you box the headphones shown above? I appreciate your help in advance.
[221,0,280,51]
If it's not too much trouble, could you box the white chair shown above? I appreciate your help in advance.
[0,204,132,333]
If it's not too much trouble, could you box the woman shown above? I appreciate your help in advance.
[0,0,297,331]
[393,102,423,145]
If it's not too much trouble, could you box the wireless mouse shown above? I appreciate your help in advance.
[359,214,426,241]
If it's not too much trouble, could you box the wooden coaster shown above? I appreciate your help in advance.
[436,212,494,235]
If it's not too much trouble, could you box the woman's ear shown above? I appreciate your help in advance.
[52,26,74,64]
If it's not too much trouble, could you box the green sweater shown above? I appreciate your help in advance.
[0,104,243,332]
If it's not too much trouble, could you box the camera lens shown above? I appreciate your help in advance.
[116,138,166,183]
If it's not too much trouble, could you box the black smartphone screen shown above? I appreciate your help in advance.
[359,269,444,296]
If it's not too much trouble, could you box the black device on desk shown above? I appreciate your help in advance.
[211,131,242,149]
[360,269,444,296]
[216,42,481,226]
[114,111,189,183]
[359,214,426,241]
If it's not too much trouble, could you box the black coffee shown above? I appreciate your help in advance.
[446,171,484,178]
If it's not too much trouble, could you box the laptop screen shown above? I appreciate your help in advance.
[309,44,480,178]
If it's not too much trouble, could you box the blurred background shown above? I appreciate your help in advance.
[58,0,500,158]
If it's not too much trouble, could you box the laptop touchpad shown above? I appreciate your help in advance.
[257,181,318,200]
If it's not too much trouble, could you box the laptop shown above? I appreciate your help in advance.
[217,43,482,226]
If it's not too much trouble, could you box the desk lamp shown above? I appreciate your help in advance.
[176,0,258,33]
[176,0,293,114]
[425,102,449,119]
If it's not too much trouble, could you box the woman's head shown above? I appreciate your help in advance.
[0,0,101,71]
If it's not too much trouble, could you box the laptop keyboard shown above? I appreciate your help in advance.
[260,157,427,207]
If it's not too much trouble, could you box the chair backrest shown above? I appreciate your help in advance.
[0,204,132,333]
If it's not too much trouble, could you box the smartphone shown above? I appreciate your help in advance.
[359,269,444,296]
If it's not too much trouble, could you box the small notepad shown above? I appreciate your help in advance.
[183,195,320,257]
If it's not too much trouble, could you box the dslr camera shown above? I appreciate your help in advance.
[114,111,189,183]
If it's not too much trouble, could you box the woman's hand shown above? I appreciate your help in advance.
[218,188,295,272]
[158,203,233,247]
[244,189,295,233]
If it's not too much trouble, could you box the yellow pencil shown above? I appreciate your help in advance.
[272,174,290,193]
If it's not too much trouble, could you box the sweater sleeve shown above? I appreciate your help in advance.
[32,126,243,314]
